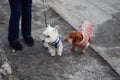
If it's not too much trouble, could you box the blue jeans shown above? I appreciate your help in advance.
[8,0,32,42]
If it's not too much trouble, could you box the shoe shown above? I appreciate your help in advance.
[23,36,34,47]
[9,40,23,51]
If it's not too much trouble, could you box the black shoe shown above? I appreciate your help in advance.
[9,40,23,51]
[23,36,34,47]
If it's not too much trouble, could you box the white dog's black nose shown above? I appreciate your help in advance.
[42,40,45,42]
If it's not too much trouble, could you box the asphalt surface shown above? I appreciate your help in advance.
[0,0,120,80]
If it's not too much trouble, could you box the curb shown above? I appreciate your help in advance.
[89,46,120,77]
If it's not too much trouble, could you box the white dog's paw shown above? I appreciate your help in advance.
[58,52,62,56]
[57,43,63,56]
[0,68,6,75]
[50,53,56,56]
[43,42,48,48]
[49,48,56,56]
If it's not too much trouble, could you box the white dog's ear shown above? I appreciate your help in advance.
[48,24,51,27]
[53,27,58,32]
[54,25,60,30]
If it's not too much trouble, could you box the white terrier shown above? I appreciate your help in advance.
[42,25,63,56]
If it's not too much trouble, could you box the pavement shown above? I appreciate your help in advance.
[48,0,120,76]
[0,0,120,80]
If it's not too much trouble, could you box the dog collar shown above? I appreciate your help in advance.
[48,36,61,48]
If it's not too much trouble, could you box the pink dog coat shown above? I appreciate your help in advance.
[76,21,92,48]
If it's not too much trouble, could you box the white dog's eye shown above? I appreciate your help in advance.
[43,34,50,38]
[46,35,50,38]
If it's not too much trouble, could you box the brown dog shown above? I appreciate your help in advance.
[64,21,92,54]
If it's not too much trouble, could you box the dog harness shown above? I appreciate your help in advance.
[48,36,61,48]
[77,21,92,48]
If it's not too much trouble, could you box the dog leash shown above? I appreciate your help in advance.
[42,0,48,27]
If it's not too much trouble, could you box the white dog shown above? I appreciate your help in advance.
[42,25,63,56]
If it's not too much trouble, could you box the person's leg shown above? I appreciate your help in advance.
[8,0,23,50]
[8,0,21,42]
[22,0,34,46]
[21,0,32,37]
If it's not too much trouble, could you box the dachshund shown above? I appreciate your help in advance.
[64,21,92,54]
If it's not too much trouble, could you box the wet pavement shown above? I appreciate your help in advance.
[0,0,120,80]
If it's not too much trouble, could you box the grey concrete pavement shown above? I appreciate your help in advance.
[48,0,120,29]
[91,13,120,75]
[0,0,120,80]
[48,0,120,75]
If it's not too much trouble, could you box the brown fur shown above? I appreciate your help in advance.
[64,30,83,43]
[64,30,89,54]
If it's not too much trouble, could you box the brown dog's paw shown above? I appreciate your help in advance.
[71,48,74,52]
[71,47,75,52]
[81,49,85,55]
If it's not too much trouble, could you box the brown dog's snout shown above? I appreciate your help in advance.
[64,38,68,42]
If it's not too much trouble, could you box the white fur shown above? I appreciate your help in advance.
[42,25,63,56]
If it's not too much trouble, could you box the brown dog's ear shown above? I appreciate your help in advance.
[64,37,68,42]
[69,30,76,38]
[74,32,83,44]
